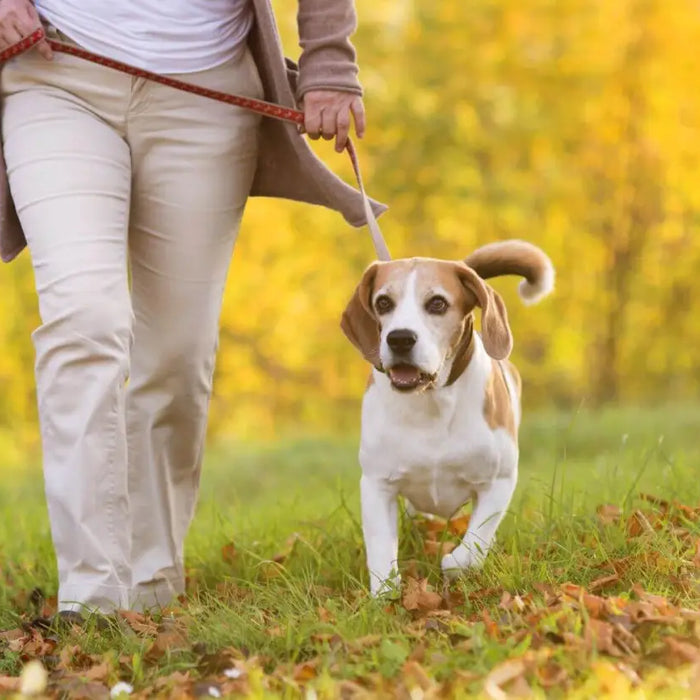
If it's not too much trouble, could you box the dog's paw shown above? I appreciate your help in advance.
[370,572,402,599]
[441,547,485,578]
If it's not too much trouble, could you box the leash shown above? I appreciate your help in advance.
[0,27,391,261]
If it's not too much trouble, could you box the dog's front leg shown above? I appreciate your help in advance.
[442,473,516,576]
[360,475,400,596]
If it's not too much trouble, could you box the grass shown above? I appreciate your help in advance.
[2,401,700,697]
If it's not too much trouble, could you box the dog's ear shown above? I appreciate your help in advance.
[456,263,513,360]
[341,262,382,369]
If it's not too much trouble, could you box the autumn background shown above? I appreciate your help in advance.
[2,0,700,697]
[0,0,698,454]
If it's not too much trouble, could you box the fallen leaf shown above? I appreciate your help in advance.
[401,660,434,691]
[54,678,110,700]
[596,504,621,525]
[589,573,620,593]
[665,637,700,667]
[402,578,443,614]
[418,516,449,536]
[147,626,189,660]
[626,510,658,537]
[293,661,318,682]
[423,539,456,557]
[118,610,158,635]
[221,542,237,564]
[535,662,568,688]
[0,675,19,693]
[0,628,24,643]
[481,608,500,640]
[317,606,334,623]
[639,493,670,510]
[448,514,470,536]
[83,660,111,682]
[272,533,300,564]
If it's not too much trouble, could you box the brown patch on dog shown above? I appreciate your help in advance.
[483,360,517,440]
[445,315,475,386]
[504,360,521,399]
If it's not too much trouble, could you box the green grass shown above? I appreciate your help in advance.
[2,402,700,697]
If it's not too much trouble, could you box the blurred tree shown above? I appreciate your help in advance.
[0,0,699,450]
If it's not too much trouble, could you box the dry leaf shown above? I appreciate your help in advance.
[481,608,500,640]
[221,542,237,564]
[401,660,434,691]
[665,637,700,667]
[597,504,622,525]
[84,660,111,682]
[54,678,110,700]
[0,628,24,643]
[0,675,20,692]
[272,533,300,564]
[118,610,158,635]
[423,539,456,557]
[147,626,189,660]
[402,578,443,613]
[448,514,470,536]
[589,573,620,593]
[317,606,334,623]
[627,510,657,537]
[293,661,318,682]
[535,662,568,688]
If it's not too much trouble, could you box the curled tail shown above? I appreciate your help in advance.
[464,239,554,305]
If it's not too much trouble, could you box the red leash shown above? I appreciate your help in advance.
[0,27,391,261]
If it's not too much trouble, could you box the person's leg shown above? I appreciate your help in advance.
[126,48,263,610]
[1,50,133,612]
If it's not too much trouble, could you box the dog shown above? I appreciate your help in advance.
[340,240,554,595]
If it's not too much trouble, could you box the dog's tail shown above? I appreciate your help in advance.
[464,240,554,306]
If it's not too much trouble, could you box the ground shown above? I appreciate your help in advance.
[2,402,700,698]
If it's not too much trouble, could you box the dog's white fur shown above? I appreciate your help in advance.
[341,240,554,595]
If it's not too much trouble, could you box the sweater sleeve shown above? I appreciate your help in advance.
[295,0,363,99]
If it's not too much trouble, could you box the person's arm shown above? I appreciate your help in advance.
[296,0,365,152]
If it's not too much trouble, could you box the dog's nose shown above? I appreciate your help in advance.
[387,329,417,353]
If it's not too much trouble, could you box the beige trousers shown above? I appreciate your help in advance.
[1,29,262,612]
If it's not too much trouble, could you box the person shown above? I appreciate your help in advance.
[0,0,384,616]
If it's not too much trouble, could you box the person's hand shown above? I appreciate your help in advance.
[301,90,365,153]
[0,0,53,60]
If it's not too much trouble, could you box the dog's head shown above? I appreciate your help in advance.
[341,258,512,393]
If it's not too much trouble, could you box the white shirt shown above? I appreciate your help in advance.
[35,1,254,74]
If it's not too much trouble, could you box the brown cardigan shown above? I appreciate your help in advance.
[0,0,387,263]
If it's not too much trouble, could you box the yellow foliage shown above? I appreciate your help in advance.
[1,0,700,447]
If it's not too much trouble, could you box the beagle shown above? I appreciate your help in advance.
[340,240,554,595]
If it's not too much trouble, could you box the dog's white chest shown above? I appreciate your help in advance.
[359,361,517,519]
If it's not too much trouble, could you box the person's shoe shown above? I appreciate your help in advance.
[56,611,86,627]
[31,610,116,633]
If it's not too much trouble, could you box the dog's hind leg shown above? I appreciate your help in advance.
[441,472,516,576]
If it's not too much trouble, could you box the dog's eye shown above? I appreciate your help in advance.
[425,295,449,315]
[375,295,395,315]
